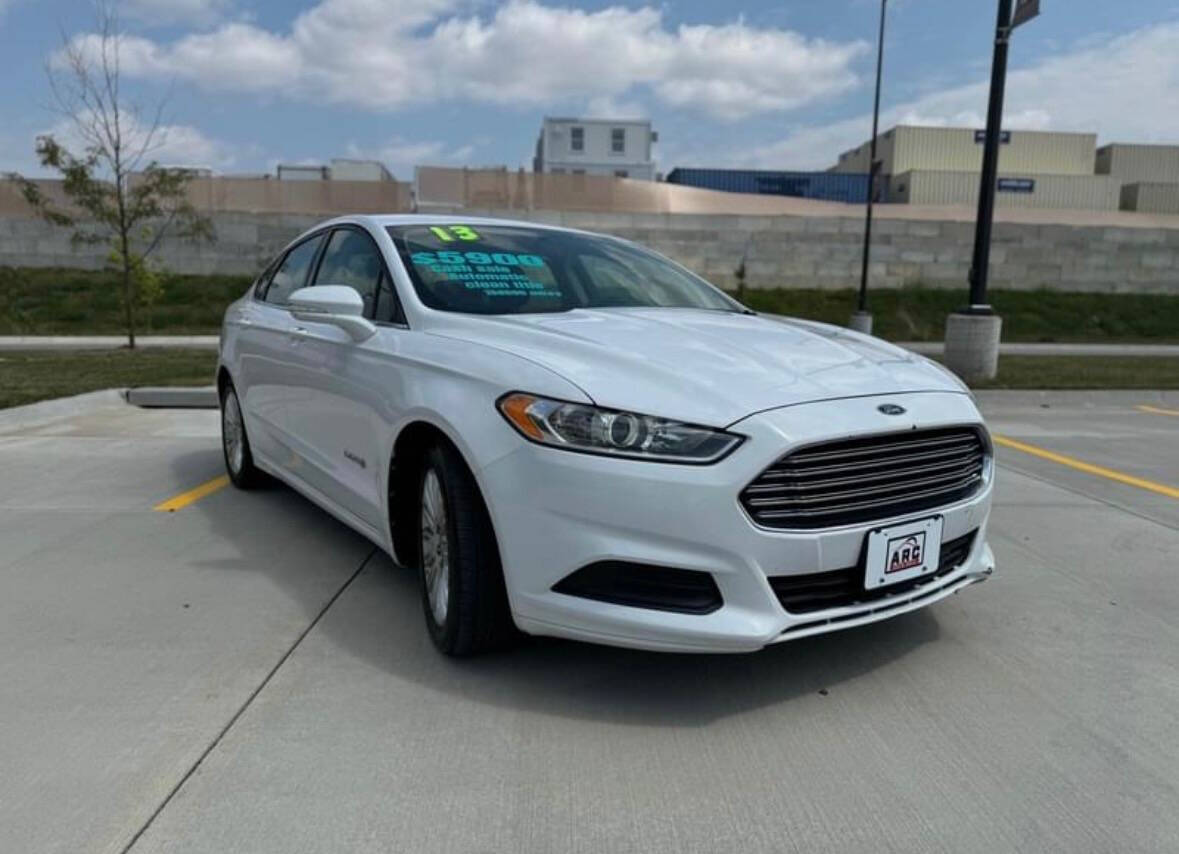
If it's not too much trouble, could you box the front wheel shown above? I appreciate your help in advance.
[417,443,514,656]
[220,382,265,489]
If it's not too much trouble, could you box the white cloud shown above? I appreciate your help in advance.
[32,110,242,173]
[584,95,646,120]
[120,0,234,28]
[147,122,242,168]
[729,22,1179,170]
[65,0,868,120]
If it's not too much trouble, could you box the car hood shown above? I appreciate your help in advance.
[427,307,967,426]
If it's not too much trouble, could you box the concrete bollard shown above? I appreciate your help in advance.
[848,311,874,335]
[944,313,1003,383]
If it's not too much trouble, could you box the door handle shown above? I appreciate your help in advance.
[289,326,309,344]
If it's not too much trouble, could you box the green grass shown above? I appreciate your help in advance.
[962,356,1179,390]
[0,267,252,336]
[734,288,1179,343]
[2,267,1178,344]
[0,349,218,409]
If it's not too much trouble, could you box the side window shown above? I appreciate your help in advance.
[265,234,325,305]
[313,228,384,317]
[374,271,405,324]
[252,257,279,299]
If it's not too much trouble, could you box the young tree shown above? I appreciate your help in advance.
[12,3,213,348]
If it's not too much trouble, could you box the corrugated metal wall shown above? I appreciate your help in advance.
[1121,182,1179,214]
[830,132,896,174]
[892,127,1097,175]
[894,170,1121,210]
[665,169,871,203]
[1097,145,1179,183]
[832,125,1097,176]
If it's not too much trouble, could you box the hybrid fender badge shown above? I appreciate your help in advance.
[878,403,907,416]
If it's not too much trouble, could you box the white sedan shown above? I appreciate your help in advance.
[218,215,995,655]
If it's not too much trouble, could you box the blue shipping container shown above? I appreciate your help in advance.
[665,168,871,204]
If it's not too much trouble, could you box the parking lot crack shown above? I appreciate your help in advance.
[118,546,379,854]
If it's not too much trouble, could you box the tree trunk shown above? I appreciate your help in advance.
[121,231,136,349]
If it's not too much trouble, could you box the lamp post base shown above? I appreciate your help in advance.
[944,312,1002,383]
[848,311,874,335]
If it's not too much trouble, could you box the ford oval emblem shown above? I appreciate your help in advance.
[878,403,907,416]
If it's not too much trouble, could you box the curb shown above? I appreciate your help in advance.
[900,342,1179,357]
[125,386,218,409]
[0,336,219,351]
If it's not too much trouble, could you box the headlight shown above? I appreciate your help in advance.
[497,393,744,464]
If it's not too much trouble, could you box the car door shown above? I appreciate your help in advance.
[282,226,400,530]
[235,232,327,465]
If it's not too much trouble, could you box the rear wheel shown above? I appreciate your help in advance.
[417,443,514,656]
[220,382,265,489]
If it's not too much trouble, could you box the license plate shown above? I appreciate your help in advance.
[864,516,943,590]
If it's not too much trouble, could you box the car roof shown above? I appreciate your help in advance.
[326,213,578,233]
[287,213,636,256]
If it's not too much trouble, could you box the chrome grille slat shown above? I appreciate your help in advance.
[741,427,987,529]
[753,476,984,520]
[755,443,980,480]
[777,433,977,465]
[747,465,984,508]
[745,455,982,495]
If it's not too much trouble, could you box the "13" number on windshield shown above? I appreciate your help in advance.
[429,225,481,242]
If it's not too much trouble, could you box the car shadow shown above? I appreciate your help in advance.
[175,447,943,727]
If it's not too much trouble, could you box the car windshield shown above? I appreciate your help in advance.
[387,224,742,315]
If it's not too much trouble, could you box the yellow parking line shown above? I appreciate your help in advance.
[994,435,1179,499]
[1137,405,1179,418]
[154,475,230,512]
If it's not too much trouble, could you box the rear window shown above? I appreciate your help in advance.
[386,224,739,316]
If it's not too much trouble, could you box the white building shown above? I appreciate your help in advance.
[533,117,658,180]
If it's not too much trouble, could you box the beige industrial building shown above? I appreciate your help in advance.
[889,170,1120,210]
[1119,182,1179,215]
[1096,144,1179,213]
[1096,144,1179,183]
[831,125,1121,211]
[832,125,1098,176]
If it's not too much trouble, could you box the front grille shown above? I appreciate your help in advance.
[769,530,977,615]
[740,426,987,530]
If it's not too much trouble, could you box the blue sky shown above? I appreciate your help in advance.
[2,0,1178,180]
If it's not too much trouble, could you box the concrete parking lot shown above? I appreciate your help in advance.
[2,389,1177,854]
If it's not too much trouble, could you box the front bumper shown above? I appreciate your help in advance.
[478,392,995,653]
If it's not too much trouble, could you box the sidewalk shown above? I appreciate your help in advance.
[0,335,219,351]
[899,341,1179,357]
[1,335,1176,357]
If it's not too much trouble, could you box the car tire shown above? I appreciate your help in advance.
[417,442,515,656]
[220,381,266,490]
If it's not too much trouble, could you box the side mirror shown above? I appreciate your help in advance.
[288,285,376,342]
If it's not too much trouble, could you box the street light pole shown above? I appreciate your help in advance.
[944,0,1039,383]
[850,0,887,335]
[967,0,1014,311]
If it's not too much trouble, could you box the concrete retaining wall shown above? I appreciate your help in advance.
[2,209,1177,293]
